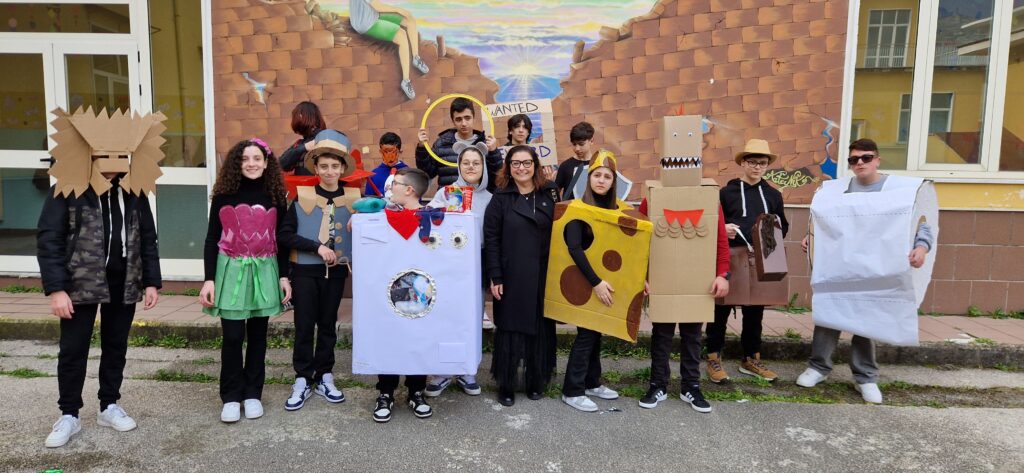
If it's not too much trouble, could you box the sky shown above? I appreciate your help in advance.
[322,0,656,82]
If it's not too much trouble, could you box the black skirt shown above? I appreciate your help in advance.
[490,316,556,392]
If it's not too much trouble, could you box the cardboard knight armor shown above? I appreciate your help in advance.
[644,115,720,323]
[351,211,483,375]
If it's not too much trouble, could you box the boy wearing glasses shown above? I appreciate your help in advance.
[706,139,789,383]
[797,138,934,404]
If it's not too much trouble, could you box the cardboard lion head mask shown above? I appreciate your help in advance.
[49,106,167,198]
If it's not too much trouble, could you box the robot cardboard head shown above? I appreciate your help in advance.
[658,115,703,187]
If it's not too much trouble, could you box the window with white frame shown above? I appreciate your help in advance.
[898,93,953,143]
[848,0,1024,178]
[865,9,912,68]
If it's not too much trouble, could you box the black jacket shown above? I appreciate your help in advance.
[279,134,317,176]
[37,187,161,304]
[719,178,789,248]
[416,128,502,190]
[483,182,559,335]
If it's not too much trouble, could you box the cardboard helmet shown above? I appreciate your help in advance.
[734,139,778,165]
[304,129,356,178]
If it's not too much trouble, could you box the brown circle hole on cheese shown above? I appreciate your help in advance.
[560,265,593,306]
[618,216,638,236]
[602,250,622,272]
[626,291,644,341]
[562,219,594,250]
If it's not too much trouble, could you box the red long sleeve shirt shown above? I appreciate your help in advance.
[639,198,730,276]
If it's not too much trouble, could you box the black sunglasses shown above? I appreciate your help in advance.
[847,154,877,165]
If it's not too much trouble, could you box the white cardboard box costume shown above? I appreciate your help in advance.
[809,176,939,346]
[351,212,483,374]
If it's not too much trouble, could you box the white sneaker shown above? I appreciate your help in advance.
[482,312,495,330]
[855,382,883,404]
[316,374,346,403]
[97,403,137,432]
[44,415,81,448]
[221,402,241,423]
[585,385,619,400]
[285,377,312,411]
[243,399,264,419]
[796,368,828,388]
[562,395,598,412]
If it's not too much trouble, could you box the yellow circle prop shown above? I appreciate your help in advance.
[420,93,496,167]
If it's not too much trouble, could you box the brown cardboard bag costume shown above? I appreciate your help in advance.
[644,116,719,323]
[49,106,167,198]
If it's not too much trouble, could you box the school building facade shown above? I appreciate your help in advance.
[0,0,1021,314]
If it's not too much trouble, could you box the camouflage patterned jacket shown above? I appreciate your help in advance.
[37,187,162,305]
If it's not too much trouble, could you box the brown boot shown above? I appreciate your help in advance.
[705,352,729,383]
[740,353,778,381]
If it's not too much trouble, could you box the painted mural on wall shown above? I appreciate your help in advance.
[213,0,848,203]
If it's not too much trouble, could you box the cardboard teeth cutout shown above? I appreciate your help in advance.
[49,106,167,198]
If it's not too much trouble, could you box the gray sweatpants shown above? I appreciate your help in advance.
[807,325,879,384]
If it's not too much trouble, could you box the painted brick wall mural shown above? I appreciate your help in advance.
[212,0,847,203]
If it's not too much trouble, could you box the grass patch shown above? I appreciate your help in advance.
[1,284,43,294]
[335,336,353,350]
[35,353,58,360]
[784,328,802,340]
[128,336,154,347]
[602,371,623,383]
[265,374,295,385]
[159,288,201,297]
[191,337,223,350]
[973,337,997,346]
[266,335,294,349]
[629,367,651,383]
[994,363,1018,372]
[0,352,7,357]
[617,385,646,399]
[775,293,810,314]
[966,305,984,317]
[155,334,188,349]
[193,356,216,365]
[880,380,915,390]
[0,368,50,378]
[150,369,216,383]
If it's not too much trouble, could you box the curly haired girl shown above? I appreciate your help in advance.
[200,138,292,423]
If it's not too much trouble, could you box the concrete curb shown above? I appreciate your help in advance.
[2,318,1021,369]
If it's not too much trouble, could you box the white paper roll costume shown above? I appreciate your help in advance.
[644,115,721,323]
[351,210,483,374]
[809,176,939,346]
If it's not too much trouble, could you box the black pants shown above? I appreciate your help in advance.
[220,317,269,403]
[562,327,603,397]
[57,270,135,417]
[650,322,702,389]
[291,274,345,383]
[707,305,765,358]
[376,375,427,395]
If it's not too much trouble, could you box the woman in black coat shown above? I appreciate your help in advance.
[278,101,326,175]
[483,145,560,406]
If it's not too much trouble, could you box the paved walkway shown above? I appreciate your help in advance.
[3,292,1023,345]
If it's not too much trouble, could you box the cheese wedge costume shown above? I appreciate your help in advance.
[544,151,652,342]
[810,176,939,346]
[644,116,720,323]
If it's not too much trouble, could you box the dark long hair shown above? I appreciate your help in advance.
[505,114,533,146]
[496,145,547,190]
[290,101,326,139]
[213,139,288,207]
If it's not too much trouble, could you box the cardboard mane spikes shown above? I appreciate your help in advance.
[49,106,167,198]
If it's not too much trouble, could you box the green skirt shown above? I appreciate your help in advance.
[203,254,283,320]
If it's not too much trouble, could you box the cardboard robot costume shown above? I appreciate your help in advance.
[544,152,652,342]
[809,176,939,347]
[644,116,720,323]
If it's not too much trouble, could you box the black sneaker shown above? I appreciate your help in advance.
[638,385,668,409]
[681,385,712,413]
[408,391,433,419]
[372,393,394,423]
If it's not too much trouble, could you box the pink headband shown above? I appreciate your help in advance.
[250,137,273,159]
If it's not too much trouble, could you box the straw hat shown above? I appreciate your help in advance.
[304,129,356,177]
[734,139,778,165]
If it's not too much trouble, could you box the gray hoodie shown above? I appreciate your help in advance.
[428,145,492,245]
